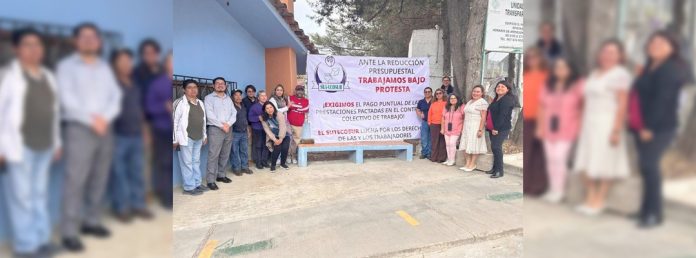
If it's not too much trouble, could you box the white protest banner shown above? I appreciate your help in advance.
[484,0,524,52]
[307,55,430,143]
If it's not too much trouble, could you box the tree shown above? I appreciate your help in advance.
[309,0,441,57]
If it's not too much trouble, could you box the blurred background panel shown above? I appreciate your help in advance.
[0,1,172,257]
[524,0,696,257]
[0,0,172,67]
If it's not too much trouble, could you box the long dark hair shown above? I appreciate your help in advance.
[645,30,681,63]
[643,30,693,83]
[445,93,462,111]
[546,57,578,92]
[261,102,278,121]
[493,80,515,102]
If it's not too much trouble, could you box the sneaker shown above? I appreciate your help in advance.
[183,189,202,196]
[542,191,563,204]
[441,161,449,165]
[38,243,62,257]
[196,185,210,192]
[446,161,455,166]
[280,164,289,170]
[243,168,253,174]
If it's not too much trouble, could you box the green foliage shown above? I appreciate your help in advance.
[308,0,442,57]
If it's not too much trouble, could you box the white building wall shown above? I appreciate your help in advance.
[409,29,445,90]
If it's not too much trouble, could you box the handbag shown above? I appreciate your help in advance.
[486,111,494,131]
[628,89,644,132]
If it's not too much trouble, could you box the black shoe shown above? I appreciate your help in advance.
[638,215,663,229]
[231,170,243,176]
[255,163,263,169]
[280,164,289,170]
[216,177,233,183]
[133,208,154,220]
[270,166,276,172]
[207,183,219,190]
[490,171,504,178]
[263,162,271,168]
[80,225,111,238]
[114,211,133,223]
[244,168,253,174]
[485,169,495,174]
[419,155,425,159]
[196,185,210,192]
[62,237,84,252]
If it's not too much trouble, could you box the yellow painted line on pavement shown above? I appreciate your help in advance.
[197,239,218,258]
[396,210,420,226]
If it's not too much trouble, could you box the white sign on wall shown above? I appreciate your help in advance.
[484,0,524,52]
[307,55,430,143]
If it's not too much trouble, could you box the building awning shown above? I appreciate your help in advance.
[216,0,317,73]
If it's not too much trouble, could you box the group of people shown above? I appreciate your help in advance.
[526,22,691,229]
[173,80,309,196]
[416,76,518,179]
[0,25,173,257]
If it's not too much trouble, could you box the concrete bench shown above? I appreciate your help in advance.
[297,141,413,167]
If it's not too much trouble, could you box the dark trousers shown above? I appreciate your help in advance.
[152,128,173,208]
[252,129,269,165]
[429,124,447,163]
[523,120,548,195]
[490,130,510,173]
[635,130,675,220]
[269,136,291,167]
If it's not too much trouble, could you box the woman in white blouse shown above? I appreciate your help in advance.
[573,39,632,216]
[459,85,489,171]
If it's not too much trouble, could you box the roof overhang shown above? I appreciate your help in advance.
[216,0,308,73]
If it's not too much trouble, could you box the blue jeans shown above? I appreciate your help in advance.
[230,130,249,170]
[109,135,146,213]
[420,120,431,158]
[2,147,52,253]
[178,138,203,191]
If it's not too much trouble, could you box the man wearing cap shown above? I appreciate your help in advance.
[287,85,309,164]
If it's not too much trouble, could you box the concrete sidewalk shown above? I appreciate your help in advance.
[524,197,696,258]
[173,158,523,258]
[0,205,172,258]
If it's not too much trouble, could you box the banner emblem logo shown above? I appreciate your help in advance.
[313,55,348,93]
